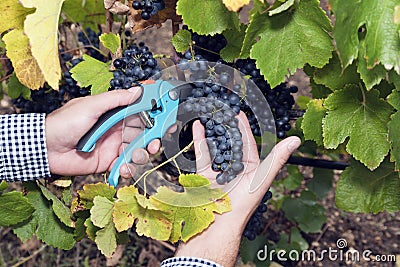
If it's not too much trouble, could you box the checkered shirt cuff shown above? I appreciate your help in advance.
[0,113,51,182]
[161,257,223,267]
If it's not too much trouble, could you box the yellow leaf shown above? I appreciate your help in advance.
[19,0,65,89]
[222,0,250,12]
[3,29,45,89]
[0,0,35,33]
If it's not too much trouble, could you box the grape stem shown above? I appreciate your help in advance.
[133,140,194,190]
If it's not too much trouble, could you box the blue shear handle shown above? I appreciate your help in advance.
[108,98,179,187]
[76,81,164,152]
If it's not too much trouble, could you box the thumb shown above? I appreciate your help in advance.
[82,87,143,117]
[249,136,301,193]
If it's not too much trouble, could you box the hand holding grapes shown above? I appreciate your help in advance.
[45,87,163,178]
[174,112,301,267]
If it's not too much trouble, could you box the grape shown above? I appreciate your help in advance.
[132,0,165,20]
[243,191,273,240]
[109,43,160,90]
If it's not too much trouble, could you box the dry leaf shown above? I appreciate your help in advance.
[109,1,130,14]
[222,0,250,12]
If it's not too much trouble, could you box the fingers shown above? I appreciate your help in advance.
[236,112,259,164]
[120,148,149,178]
[192,120,212,172]
[85,87,143,118]
[249,136,301,193]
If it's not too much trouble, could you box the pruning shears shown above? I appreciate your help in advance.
[76,79,193,187]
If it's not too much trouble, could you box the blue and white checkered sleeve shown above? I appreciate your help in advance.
[0,113,51,182]
[161,257,224,267]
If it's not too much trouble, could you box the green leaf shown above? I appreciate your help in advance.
[268,0,295,16]
[62,0,106,30]
[19,0,65,89]
[332,0,400,73]
[240,236,272,266]
[388,111,400,171]
[357,39,387,90]
[301,99,326,146]
[276,228,306,252]
[75,182,116,209]
[70,55,113,95]
[0,191,34,226]
[91,196,114,228]
[85,217,99,241]
[38,184,73,227]
[389,70,400,90]
[0,181,8,191]
[335,158,400,213]
[113,186,171,240]
[307,168,333,199]
[176,0,239,35]
[7,73,31,99]
[12,182,75,249]
[220,23,246,62]
[282,165,303,191]
[387,90,400,110]
[313,52,360,91]
[282,191,326,233]
[250,0,333,87]
[323,85,393,170]
[0,0,35,33]
[150,176,231,242]
[95,222,117,257]
[74,217,87,241]
[296,95,311,110]
[99,33,120,54]
[171,29,192,53]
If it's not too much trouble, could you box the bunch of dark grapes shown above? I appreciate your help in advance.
[236,58,297,139]
[78,27,105,61]
[132,0,165,20]
[13,58,90,114]
[243,191,272,240]
[109,43,160,90]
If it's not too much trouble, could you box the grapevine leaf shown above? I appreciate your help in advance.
[296,95,311,110]
[74,217,87,241]
[171,29,192,53]
[335,158,400,213]
[7,73,31,100]
[91,196,114,228]
[99,33,120,54]
[357,39,387,90]
[113,186,140,232]
[3,29,45,89]
[276,227,307,252]
[332,0,400,73]
[222,0,250,12]
[395,5,400,24]
[0,0,35,33]
[250,0,333,87]
[301,99,326,146]
[323,85,392,170]
[85,217,99,241]
[241,236,273,266]
[282,191,326,233]
[150,174,231,242]
[387,90,400,110]
[19,0,65,89]
[268,0,295,16]
[0,181,8,191]
[177,0,239,35]
[70,55,113,95]
[239,1,270,58]
[307,168,333,199]
[388,111,400,171]
[62,0,105,30]
[12,182,75,249]
[113,186,171,240]
[313,52,360,91]
[74,182,115,210]
[38,184,73,227]
[220,23,246,62]
[95,222,117,257]
[282,165,303,190]
[0,191,34,226]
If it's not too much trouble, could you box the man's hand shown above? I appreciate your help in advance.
[45,87,161,178]
[175,112,301,267]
